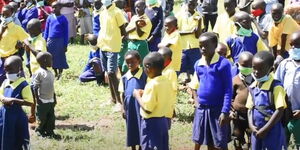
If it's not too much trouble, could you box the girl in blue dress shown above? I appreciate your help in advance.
[119,51,147,150]
[44,2,69,80]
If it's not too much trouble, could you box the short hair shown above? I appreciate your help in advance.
[37,52,52,64]
[143,52,164,71]
[165,16,177,26]
[5,55,22,68]
[253,51,274,68]
[27,18,41,30]
[3,4,14,12]
[125,50,141,60]
[199,32,218,46]
[158,47,173,58]
[87,34,98,46]
[271,3,283,11]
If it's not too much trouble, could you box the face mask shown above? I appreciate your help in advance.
[6,73,19,82]
[26,2,33,7]
[37,1,44,7]
[251,9,264,17]
[101,0,112,7]
[289,47,300,61]
[252,73,270,83]
[235,22,252,37]
[238,65,253,76]
[13,0,21,2]
[146,0,157,6]
[29,35,38,42]
[1,16,13,24]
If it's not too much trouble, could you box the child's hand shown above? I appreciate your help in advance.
[249,124,258,133]
[293,110,300,119]
[256,128,269,139]
[218,113,230,127]
[133,89,143,98]
[229,111,237,120]
[28,115,36,123]
[122,108,126,119]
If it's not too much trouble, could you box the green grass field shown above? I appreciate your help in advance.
[28,0,297,149]
[29,44,196,150]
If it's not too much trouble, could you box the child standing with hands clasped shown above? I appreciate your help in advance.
[159,16,182,72]
[0,56,35,150]
[133,52,173,150]
[119,51,147,150]
[189,32,232,150]
[33,52,57,138]
[246,51,287,150]
[44,2,69,80]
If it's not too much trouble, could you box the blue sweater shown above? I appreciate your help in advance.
[84,49,101,72]
[226,33,259,63]
[145,6,164,37]
[194,56,233,113]
[93,14,100,36]
[44,14,69,46]
[18,5,38,31]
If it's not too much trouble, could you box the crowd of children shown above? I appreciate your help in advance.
[0,0,299,149]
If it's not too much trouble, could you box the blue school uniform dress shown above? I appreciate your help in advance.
[119,68,147,147]
[246,76,287,150]
[226,32,260,63]
[79,49,102,82]
[145,5,164,52]
[0,79,31,150]
[92,10,101,36]
[44,14,69,69]
[190,53,232,149]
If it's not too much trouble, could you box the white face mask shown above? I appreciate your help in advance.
[101,0,112,7]
[6,73,19,82]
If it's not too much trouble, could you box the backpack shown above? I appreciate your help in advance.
[249,79,293,126]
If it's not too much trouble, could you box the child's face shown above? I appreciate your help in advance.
[290,32,300,49]
[252,57,270,79]
[4,62,20,74]
[125,54,140,72]
[52,3,61,15]
[187,0,197,12]
[239,57,252,68]
[235,18,251,30]
[165,20,176,34]
[224,1,236,16]
[199,36,216,58]
[115,0,124,9]
[216,44,227,57]
[94,0,103,10]
[135,2,145,16]
[28,26,41,38]
[271,8,283,22]
[2,7,12,18]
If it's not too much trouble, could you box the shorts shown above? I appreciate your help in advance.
[100,51,118,73]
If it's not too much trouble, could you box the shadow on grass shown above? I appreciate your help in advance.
[56,124,94,131]
[56,115,70,121]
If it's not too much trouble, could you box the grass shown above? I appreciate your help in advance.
[29,44,195,150]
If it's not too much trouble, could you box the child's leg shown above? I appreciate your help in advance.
[36,103,49,135]
[105,52,121,103]
[53,68,58,77]
[45,103,56,135]
[194,144,201,150]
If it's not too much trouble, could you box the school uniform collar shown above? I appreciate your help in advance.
[28,33,42,43]
[198,53,220,66]
[125,68,143,79]
[163,64,172,72]
[4,77,26,89]
[249,74,274,90]
[106,3,116,11]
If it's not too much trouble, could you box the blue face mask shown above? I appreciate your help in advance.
[101,0,112,7]
[252,73,270,83]
[289,48,300,61]
[1,16,13,24]
[37,1,44,7]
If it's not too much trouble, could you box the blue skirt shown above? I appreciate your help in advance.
[192,106,230,149]
[125,95,141,147]
[47,38,69,69]
[0,104,30,150]
[140,117,169,150]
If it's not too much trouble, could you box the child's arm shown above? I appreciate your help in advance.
[133,89,152,114]
[120,92,126,119]
[194,17,202,38]
[256,107,284,138]
[279,34,287,55]
[248,109,258,133]
[54,93,57,106]
[251,17,268,39]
